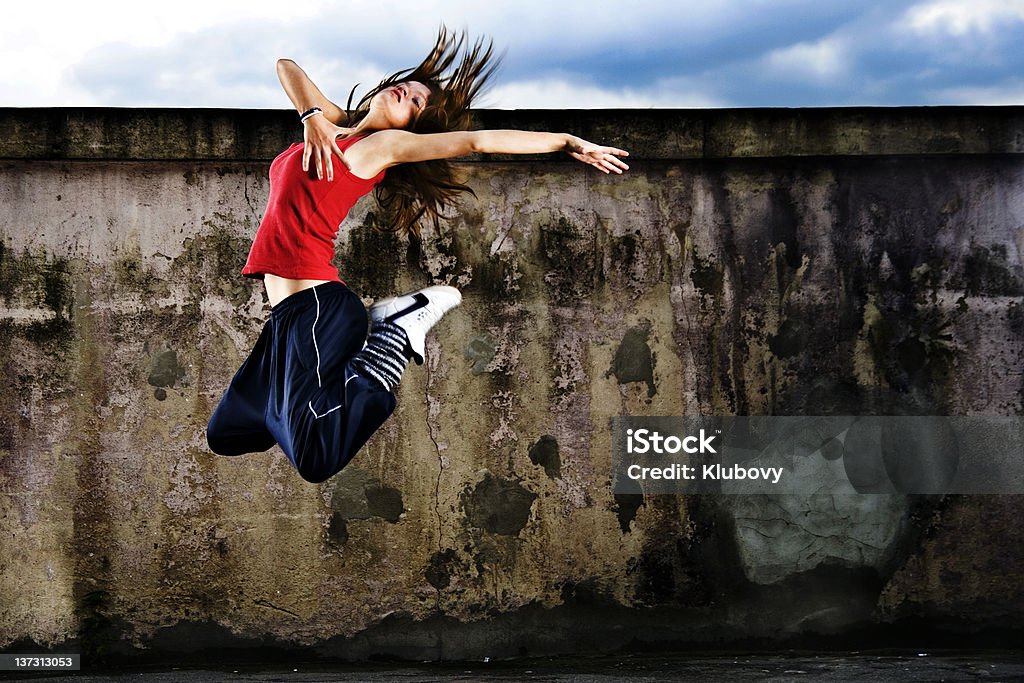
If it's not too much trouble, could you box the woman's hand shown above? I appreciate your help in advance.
[301,114,354,181]
[567,137,630,174]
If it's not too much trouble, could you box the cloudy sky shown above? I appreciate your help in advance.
[3,0,1024,109]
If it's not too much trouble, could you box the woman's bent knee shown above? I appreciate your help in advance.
[206,425,240,456]
[206,421,275,457]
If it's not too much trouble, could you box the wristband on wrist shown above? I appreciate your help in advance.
[300,107,323,122]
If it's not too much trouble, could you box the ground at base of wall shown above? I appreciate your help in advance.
[4,650,1024,683]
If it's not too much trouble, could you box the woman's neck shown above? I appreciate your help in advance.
[351,111,391,137]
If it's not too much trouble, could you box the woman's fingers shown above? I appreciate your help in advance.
[331,141,350,171]
[317,147,328,180]
[570,151,603,172]
[608,154,630,171]
[312,146,324,180]
[581,153,610,173]
[598,147,629,173]
[317,144,349,182]
[570,148,630,174]
[299,139,349,182]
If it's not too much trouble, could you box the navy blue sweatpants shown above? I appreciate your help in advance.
[206,282,397,483]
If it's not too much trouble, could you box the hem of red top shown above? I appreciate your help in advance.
[241,266,345,284]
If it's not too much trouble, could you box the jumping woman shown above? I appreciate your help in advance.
[205,28,630,483]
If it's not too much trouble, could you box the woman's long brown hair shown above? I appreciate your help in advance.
[342,26,500,238]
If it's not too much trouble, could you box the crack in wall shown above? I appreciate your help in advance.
[733,515,890,551]
[253,599,300,619]
[242,165,261,227]
[424,339,446,610]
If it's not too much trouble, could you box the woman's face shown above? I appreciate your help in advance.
[370,80,431,129]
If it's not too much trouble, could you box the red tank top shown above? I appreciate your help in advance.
[241,135,385,282]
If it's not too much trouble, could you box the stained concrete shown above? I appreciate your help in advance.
[0,108,1023,664]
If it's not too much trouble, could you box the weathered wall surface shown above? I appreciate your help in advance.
[1,107,1023,661]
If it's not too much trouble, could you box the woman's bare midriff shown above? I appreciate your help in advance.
[264,274,332,309]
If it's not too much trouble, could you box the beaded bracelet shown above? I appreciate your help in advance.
[299,107,323,122]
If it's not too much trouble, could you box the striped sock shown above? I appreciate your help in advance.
[349,321,411,392]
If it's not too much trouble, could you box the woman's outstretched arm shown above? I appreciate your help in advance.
[467,130,630,174]
[347,129,630,178]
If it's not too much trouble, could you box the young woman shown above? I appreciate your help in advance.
[205,28,629,483]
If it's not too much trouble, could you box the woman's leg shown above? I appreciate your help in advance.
[205,283,405,476]
[266,283,396,483]
[268,283,462,484]
[369,286,462,366]
[206,321,278,456]
[350,285,463,385]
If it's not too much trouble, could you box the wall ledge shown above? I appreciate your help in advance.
[0,106,1022,161]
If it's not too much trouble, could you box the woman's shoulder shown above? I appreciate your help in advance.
[339,130,405,146]
[337,135,365,151]
[340,132,397,181]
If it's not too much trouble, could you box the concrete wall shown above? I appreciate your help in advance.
[1,107,1023,662]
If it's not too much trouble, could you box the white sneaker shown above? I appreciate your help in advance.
[369,285,462,365]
